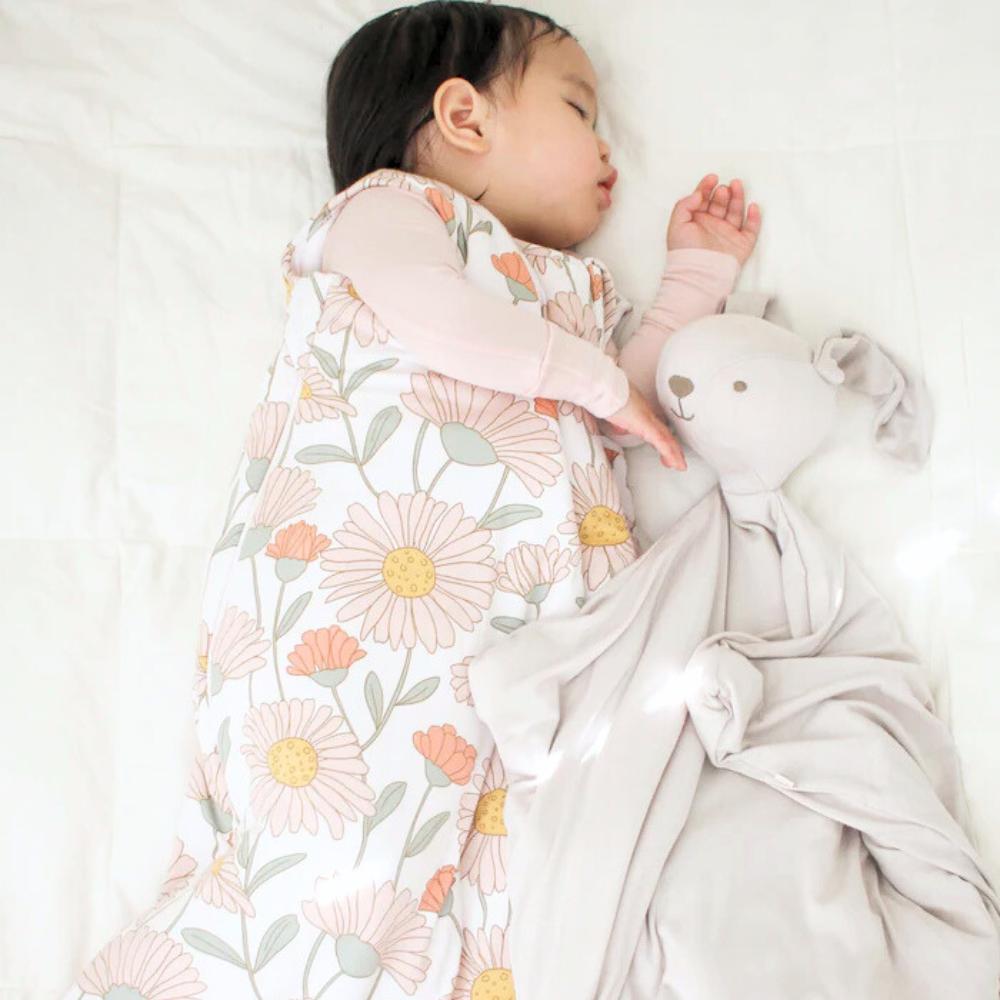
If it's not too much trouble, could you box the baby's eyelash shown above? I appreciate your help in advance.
[567,100,589,121]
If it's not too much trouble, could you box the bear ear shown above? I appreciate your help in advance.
[814,328,933,469]
[814,344,847,386]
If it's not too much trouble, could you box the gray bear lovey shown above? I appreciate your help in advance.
[466,292,1000,1000]
[653,291,934,490]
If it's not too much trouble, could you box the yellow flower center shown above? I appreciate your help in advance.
[197,654,208,675]
[300,380,313,400]
[267,737,318,787]
[578,504,630,547]
[382,546,436,598]
[347,281,360,299]
[210,856,226,877]
[473,788,507,836]
[471,967,515,1000]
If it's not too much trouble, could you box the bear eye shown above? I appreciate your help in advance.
[733,380,747,392]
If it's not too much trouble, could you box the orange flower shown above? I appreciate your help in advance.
[604,446,620,465]
[286,626,367,677]
[588,262,604,303]
[265,520,330,561]
[280,240,296,306]
[534,397,559,419]
[418,864,457,913]
[491,251,537,301]
[425,187,455,224]
[413,723,476,785]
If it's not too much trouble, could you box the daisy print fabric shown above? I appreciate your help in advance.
[63,167,639,1000]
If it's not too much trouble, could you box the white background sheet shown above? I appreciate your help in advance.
[1,2,998,997]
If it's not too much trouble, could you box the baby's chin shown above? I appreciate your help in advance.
[570,203,605,247]
[527,200,602,251]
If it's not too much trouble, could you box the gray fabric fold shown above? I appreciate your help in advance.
[467,307,999,999]
[469,482,1000,999]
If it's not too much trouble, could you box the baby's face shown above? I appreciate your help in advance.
[487,35,615,250]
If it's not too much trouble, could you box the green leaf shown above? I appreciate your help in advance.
[246,853,307,898]
[276,592,311,640]
[405,811,450,858]
[396,676,439,706]
[181,928,246,968]
[344,358,398,398]
[310,343,341,380]
[254,915,299,973]
[479,504,543,530]
[199,797,232,835]
[363,781,406,835]
[209,660,223,697]
[212,522,244,555]
[295,444,355,465]
[236,828,251,869]
[364,671,384,728]
[456,224,468,263]
[362,407,401,464]
[505,275,538,303]
[306,207,333,240]
[217,718,231,767]
[491,616,526,634]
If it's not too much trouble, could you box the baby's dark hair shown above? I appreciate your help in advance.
[325,1,575,192]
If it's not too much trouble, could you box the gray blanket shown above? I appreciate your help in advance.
[468,476,1000,1000]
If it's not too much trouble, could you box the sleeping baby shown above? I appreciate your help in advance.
[63,4,765,999]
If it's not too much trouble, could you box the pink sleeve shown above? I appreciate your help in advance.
[615,247,741,419]
[321,185,630,418]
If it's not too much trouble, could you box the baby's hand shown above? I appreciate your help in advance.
[603,382,687,471]
[667,174,761,267]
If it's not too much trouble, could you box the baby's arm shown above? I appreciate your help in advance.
[598,248,741,444]
[321,184,630,419]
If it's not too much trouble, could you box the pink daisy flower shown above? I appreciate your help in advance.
[558,461,638,590]
[495,535,573,606]
[400,372,562,497]
[320,491,497,654]
[240,698,376,837]
[457,749,510,894]
[450,654,476,707]
[76,925,206,999]
[301,879,432,993]
[449,925,516,1000]
[186,748,235,835]
[154,836,197,906]
[194,854,255,916]
[290,350,356,421]
[313,273,390,348]
[201,606,269,697]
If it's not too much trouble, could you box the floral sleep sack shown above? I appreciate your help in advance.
[64,166,640,1000]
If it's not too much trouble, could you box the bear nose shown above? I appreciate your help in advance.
[668,375,694,399]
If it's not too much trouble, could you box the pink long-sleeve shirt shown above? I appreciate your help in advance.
[321,183,740,422]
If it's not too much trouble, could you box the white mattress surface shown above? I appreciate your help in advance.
[1,2,998,997]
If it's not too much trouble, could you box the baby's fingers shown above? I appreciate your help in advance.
[726,178,746,228]
[707,183,730,218]
[650,421,687,471]
[743,200,763,237]
[662,442,687,471]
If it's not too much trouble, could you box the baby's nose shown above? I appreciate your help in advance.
[668,375,694,399]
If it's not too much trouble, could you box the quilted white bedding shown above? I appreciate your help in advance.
[1,2,998,998]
